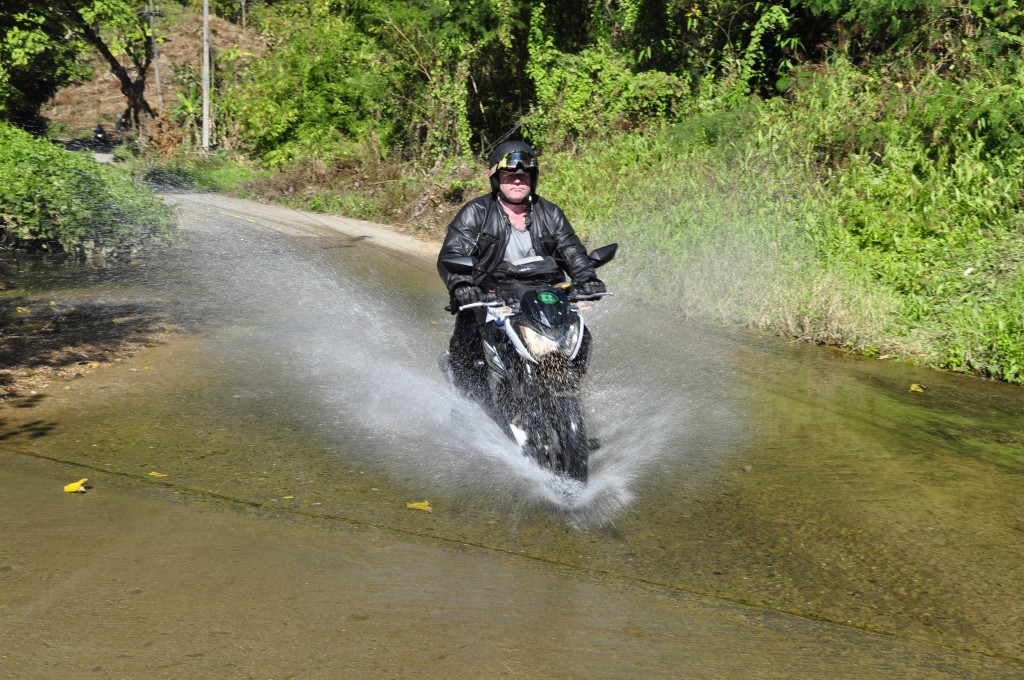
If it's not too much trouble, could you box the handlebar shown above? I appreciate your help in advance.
[455,300,503,311]
[446,292,612,314]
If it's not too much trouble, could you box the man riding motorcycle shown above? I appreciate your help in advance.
[437,141,606,397]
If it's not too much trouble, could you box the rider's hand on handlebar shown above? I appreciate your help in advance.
[577,279,606,296]
[453,284,484,307]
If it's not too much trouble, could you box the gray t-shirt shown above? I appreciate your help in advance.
[505,226,535,263]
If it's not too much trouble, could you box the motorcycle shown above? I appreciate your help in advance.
[441,244,617,482]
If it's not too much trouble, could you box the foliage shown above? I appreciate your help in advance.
[10,0,1024,384]
[220,12,398,167]
[0,122,176,255]
[5,0,160,128]
[0,1,90,131]
[135,151,262,192]
[790,0,1024,67]
[561,51,1023,383]
[541,126,904,355]
[524,3,690,147]
[221,0,529,164]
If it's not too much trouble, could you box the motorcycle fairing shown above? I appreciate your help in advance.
[482,339,506,373]
[500,311,586,365]
[520,287,571,328]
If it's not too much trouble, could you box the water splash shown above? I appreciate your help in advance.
[280,273,692,526]
[181,223,700,526]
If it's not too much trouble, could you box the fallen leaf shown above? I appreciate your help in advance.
[148,471,168,477]
[15,307,28,314]
[910,383,927,393]
[64,478,88,493]
[406,500,433,513]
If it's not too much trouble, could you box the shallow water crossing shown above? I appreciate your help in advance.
[2,193,1023,675]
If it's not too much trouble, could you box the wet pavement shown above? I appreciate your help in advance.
[4,452,1021,679]
[1,193,1022,678]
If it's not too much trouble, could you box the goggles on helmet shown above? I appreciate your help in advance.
[489,150,538,177]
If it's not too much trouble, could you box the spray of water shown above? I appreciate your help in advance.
[273,262,694,527]
[186,220,699,526]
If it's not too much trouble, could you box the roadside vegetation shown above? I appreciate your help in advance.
[2,0,1023,383]
[0,123,175,255]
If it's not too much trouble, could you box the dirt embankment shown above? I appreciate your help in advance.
[43,9,266,140]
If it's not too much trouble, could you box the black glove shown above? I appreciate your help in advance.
[578,279,606,296]
[453,284,484,307]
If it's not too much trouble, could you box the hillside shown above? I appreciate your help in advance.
[43,5,265,140]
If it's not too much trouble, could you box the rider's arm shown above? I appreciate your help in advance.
[437,198,488,293]
[534,198,599,285]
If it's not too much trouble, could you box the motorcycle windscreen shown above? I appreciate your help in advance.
[519,288,571,328]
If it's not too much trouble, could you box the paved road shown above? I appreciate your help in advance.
[3,453,1019,679]
[2,193,1021,678]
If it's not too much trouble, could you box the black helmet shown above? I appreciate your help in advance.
[487,140,539,200]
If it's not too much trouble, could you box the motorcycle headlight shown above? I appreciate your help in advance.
[560,319,582,355]
[520,325,559,357]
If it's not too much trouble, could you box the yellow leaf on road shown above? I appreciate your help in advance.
[406,500,432,513]
[64,478,88,493]
[15,307,28,314]
[910,383,927,393]
[148,471,168,477]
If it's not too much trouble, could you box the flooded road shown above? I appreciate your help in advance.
[2,192,1022,677]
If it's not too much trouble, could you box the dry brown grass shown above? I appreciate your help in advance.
[43,8,266,139]
[239,158,488,239]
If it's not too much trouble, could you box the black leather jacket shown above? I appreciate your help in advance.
[437,193,599,293]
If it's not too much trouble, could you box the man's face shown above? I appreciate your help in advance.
[498,170,531,203]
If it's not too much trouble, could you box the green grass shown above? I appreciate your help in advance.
[535,56,1024,384]
[132,152,264,192]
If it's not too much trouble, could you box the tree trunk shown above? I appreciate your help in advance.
[76,22,155,130]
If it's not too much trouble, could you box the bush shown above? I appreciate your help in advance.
[761,56,1024,381]
[0,123,176,255]
[524,6,689,149]
[538,47,1024,383]
[221,14,399,168]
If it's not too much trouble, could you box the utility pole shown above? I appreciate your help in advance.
[202,0,211,151]
[147,0,164,111]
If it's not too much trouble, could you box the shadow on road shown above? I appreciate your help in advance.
[0,296,174,400]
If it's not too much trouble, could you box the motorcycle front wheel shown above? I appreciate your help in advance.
[527,395,588,483]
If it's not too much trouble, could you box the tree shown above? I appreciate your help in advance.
[0,1,89,132]
[1,0,158,132]
[53,0,158,129]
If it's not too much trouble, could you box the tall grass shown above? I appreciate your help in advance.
[541,125,906,357]
[540,54,1024,383]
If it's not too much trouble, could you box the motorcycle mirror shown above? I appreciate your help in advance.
[441,255,478,275]
[588,243,618,267]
